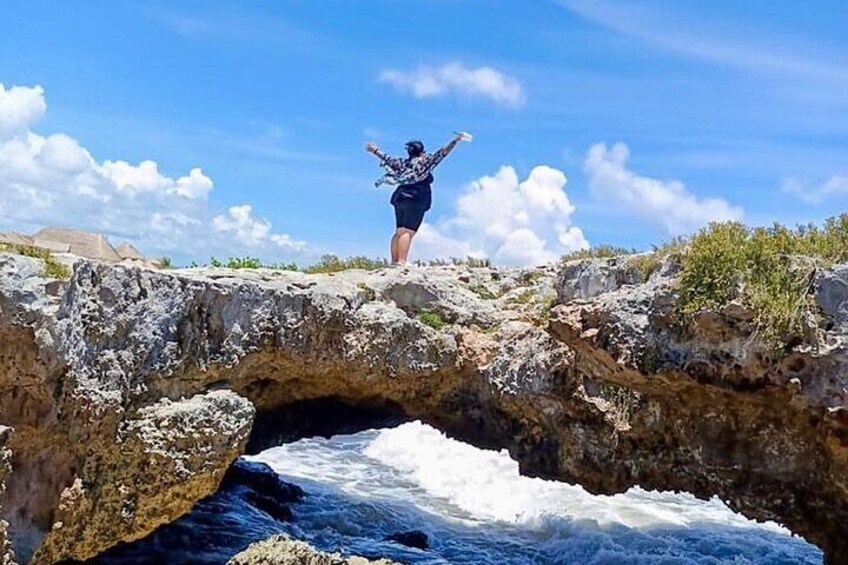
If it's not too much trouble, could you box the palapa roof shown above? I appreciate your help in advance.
[116,242,146,261]
[33,228,122,262]
[0,231,35,247]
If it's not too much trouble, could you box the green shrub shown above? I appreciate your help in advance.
[626,253,662,283]
[418,310,447,330]
[677,222,749,312]
[518,270,546,285]
[1,244,71,279]
[158,256,172,269]
[305,254,389,274]
[356,282,376,301]
[676,216,848,344]
[507,289,536,305]
[561,245,636,262]
[479,323,501,334]
[204,256,298,270]
[226,256,262,269]
[461,256,492,268]
[43,256,71,279]
[652,236,689,264]
[468,283,496,300]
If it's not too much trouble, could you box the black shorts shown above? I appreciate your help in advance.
[394,199,428,231]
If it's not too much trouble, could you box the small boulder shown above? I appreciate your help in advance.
[228,534,400,564]
[221,459,304,504]
[817,265,848,329]
[244,491,294,522]
[385,530,429,550]
[557,257,643,302]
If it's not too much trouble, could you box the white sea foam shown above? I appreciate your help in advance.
[362,421,781,531]
[250,421,822,564]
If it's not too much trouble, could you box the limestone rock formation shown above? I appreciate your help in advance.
[32,392,254,564]
[228,534,400,565]
[0,251,846,563]
[0,426,15,565]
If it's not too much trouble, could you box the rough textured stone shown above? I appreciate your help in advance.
[220,459,304,504]
[0,252,847,563]
[556,256,644,301]
[32,391,254,564]
[228,534,399,565]
[817,265,848,332]
[0,426,17,565]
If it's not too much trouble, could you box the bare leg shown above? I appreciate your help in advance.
[396,228,416,264]
[390,231,400,264]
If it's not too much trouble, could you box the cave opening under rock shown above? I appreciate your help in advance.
[244,396,411,454]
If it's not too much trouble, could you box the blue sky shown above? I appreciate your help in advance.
[0,0,846,265]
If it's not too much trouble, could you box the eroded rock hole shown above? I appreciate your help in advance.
[246,396,409,455]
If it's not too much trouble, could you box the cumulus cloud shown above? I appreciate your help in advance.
[379,62,525,108]
[782,175,848,204]
[0,84,46,139]
[270,233,307,251]
[0,83,308,262]
[418,165,588,266]
[98,159,214,200]
[213,205,271,246]
[584,142,743,235]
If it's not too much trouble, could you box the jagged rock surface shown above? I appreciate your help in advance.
[0,252,846,563]
[0,426,16,565]
[227,534,399,565]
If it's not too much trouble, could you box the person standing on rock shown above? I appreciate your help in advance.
[366,133,470,265]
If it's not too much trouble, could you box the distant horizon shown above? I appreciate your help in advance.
[1,1,845,266]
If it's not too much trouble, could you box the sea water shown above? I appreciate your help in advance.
[244,421,822,565]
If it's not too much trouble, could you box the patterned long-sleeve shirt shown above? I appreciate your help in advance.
[373,141,456,188]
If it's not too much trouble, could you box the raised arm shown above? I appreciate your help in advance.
[424,133,464,169]
[365,141,403,171]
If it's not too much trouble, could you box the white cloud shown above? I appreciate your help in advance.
[151,212,201,232]
[212,205,270,245]
[782,175,848,205]
[270,233,307,251]
[0,83,310,263]
[99,160,213,200]
[212,205,306,250]
[584,142,743,235]
[418,165,588,266]
[0,83,47,140]
[174,167,214,199]
[415,223,483,259]
[379,62,525,108]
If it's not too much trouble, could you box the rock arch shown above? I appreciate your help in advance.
[0,254,846,563]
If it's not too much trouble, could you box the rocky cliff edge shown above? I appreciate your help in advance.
[0,253,847,563]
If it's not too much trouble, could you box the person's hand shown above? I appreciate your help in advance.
[365,141,378,153]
